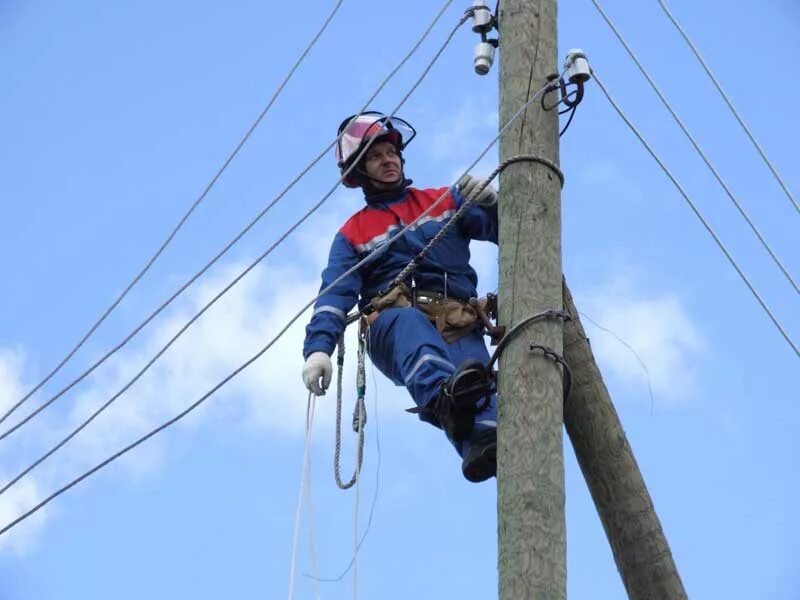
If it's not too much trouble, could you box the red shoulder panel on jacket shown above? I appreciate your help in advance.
[338,187,456,250]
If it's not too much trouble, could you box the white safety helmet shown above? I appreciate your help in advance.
[335,111,416,188]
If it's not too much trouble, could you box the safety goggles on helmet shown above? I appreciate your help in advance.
[335,111,416,169]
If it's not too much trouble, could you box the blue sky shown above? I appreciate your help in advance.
[1,0,798,598]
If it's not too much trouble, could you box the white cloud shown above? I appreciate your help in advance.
[0,476,47,556]
[578,283,707,405]
[427,99,497,161]
[419,97,499,184]
[0,351,50,556]
[63,261,335,467]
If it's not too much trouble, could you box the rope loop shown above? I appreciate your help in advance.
[333,332,367,490]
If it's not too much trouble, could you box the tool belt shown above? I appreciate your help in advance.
[368,283,483,343]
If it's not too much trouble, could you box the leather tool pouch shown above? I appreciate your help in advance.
[370,284,480,344]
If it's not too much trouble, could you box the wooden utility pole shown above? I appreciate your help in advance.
[496,1,566,598]
[562,282,687,599]
[494,2,685,597]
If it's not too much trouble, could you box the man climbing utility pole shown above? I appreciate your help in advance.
[496,1,567,598]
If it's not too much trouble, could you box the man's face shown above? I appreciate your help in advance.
[362,140,402,189]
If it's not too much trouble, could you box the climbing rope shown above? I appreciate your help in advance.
[303,401,322,600]
[333,323,367,490]
[332,327,368,598]
[374,153,564,305]
[352,444,362,600]
[305,323,381,585]
[288,393,319,600]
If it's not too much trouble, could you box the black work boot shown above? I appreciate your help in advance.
[462,427,497,483]
[430,359,492,443]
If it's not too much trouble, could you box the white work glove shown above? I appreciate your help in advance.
[302,351,333,396]
[458,174,498,207]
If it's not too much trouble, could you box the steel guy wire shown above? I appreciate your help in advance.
[593,71,800,359]
[0,73,558,537]
[0,8,467,499]
[0,0,346,428]
[655,0,800,216]
[0,0,456,445]
[591,0,800,296]
[577,310,656,416]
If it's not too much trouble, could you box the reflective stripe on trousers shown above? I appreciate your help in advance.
[367,306,497,457]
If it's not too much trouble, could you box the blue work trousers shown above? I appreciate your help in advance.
[367,307,497,456]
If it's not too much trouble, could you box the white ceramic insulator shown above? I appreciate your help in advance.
[564,49,591,83]
[474,41,495,75]
[471,0,493,33]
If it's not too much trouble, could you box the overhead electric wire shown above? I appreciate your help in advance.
[0,0,346,428]
[591,0,800,296]
[593,70,800,359]
[655,0,800,216]
[0,5,466,498]
[0,72,558,538]
[0,0,456,445]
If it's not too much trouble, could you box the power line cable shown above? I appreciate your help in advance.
[0,73,557,537]
[0,7,466,497]
[0,0,346,428]
[655,0,800,216]
[592,70,799,359]
[0,0,456,445]
[591,0,800,296]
